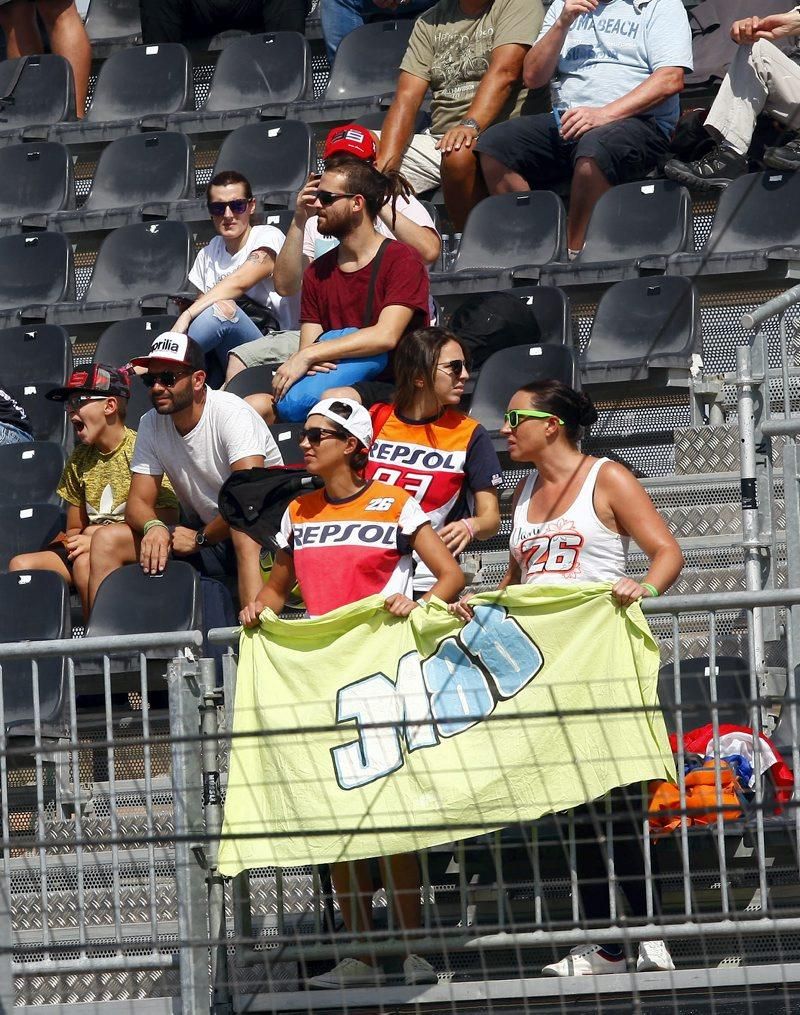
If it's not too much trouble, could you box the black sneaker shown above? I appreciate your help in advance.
[664,144,748,190]
[763,135,800,172]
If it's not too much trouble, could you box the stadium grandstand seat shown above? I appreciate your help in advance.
[0,55,76,137]
[39,133,194,234]
[262,209,295,235]
[0,442,66,506]
[664,170,800,279]
[0,503,64,571]
[580,276,701,387]
[43,221,192,326]
[501,286,573,346]
[41,44,193,146]
[657,656,752,733]
[0,570,70,738]
[0,233,74,320]
[84,0,142,46]
[225,364,279,399]
[0,142,74,236]
[1,324,72,384]
[212,121,313,206]
[269,423,305,466]
[6,383,68,443]
[93,315,176,429]
[85,562,202,641]
[468,345,578,434]
[537,180,693,287]
[429,192,565,296]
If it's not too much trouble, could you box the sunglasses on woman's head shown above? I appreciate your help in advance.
[299,426,348,446]
[437,358,467,377]
[504,409,565,428]
[142,370,192,389]
[315,190,357,207]
[207,198,250,216]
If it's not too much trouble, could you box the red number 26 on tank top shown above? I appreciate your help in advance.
[522,532,584,573]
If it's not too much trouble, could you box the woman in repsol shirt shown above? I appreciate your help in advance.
[240,397,463,990]
[452,380,684,979]
[364,327,502,593]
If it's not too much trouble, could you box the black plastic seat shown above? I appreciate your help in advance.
[666,170,800,279]
[0,570,70,738]
[93,315,176,429]
[504,286,572,346]
[86,561,202,640]
[6,383,68,443]
[0,441,66,505]
[225,364,280,399]
[581,276,701,386]
[658,656,752,735]
[0,503,64,570]
[0,233,74,318]
[212,121,313,206]
[430,192,566,296]
[0,324,71,384]
[84,0,142,43]
[469,345,578,433]
[268,423,305,467]
[0,142,74,236]
[40,133,194,234]
[537,180,693,287]
[45,222,191,327]
[0,55,75,134]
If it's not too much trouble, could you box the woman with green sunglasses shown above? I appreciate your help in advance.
[451,379,684,978]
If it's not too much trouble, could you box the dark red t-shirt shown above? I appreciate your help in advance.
[300,239,430,332]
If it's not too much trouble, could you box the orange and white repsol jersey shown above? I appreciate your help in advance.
[277,480,429,617]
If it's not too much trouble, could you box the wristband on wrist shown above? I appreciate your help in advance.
[143,518,168,536]
[461,517,476,540]
[641,582,659,598]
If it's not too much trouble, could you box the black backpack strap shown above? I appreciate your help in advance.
[361,238,392,329]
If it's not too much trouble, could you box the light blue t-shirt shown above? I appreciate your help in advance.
[540,0,693,136]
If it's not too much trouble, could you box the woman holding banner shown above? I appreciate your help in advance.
[452,380,684,977]
[239,396,463,988]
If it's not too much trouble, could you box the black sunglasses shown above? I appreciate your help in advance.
[437,358,467,377]
[299,426,348,446]
[142,370,192,389]
[315,190,357,207]
[207,198,251,216]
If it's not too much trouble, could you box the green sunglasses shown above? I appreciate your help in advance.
[504,409,565,428]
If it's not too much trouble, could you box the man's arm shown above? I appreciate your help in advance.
[732,8,800,42]
[377,72,430,172]
[273,174,319,297]
[126,472,172,575]
[560,66,684,139]
[378,204,441,265]
[523,0,596,89]
[173,248,277,334]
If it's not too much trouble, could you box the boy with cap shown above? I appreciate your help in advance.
[88,334,283,607]
[225,123,441,383]
[9,365,179,619]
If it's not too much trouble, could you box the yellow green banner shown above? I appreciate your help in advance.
[218,584,674,874]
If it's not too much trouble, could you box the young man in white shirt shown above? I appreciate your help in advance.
[87,333,283,607]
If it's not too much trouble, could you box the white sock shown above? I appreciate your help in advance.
[568,248,581,261]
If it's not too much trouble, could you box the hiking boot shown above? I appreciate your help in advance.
[664,144,748,190]
[763,134,800,172]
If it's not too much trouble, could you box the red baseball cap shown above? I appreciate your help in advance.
[323,124,377,162]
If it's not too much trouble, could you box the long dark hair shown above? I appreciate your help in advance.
[519,380,598,444]
[325,154,413,229]
[393,327,467,414]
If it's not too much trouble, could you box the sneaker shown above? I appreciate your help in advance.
[664,144,748,190]
[542,943,626,976]
[637,939,675,972]
[306,957,384,989]
[404,953,438,985]
[763,135,800,172]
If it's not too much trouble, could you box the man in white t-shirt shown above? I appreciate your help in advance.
[224,124,441,382]
[88,333,283,606]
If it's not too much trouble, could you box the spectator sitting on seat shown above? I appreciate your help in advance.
[475,0,692,256]
[9,365,179,620]
[0,0,91,117]
[172,171,298,388]
[246,157,430,425]
[87,334,283,610]
[0,383,33,446]
[664,8,800,189]
[374,0,548,230]
[225,124,441,385]
[139,0,307,43]
[320,0,435,65]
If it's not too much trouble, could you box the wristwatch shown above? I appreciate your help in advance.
[459,117,481,134]
[195,528,209,547]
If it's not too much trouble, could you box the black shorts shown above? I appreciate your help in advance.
[476,112,670,188]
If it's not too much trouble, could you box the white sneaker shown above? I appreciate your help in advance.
[637,940,675,972]
[403,953,438,985]
[306,957,384,989]
[542,943,626,976]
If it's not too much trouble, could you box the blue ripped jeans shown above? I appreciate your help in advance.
[0,423,33,445]
[188,302,264,384]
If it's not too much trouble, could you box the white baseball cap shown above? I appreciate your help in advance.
[308,397,373,448]
[130,332,206,371]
